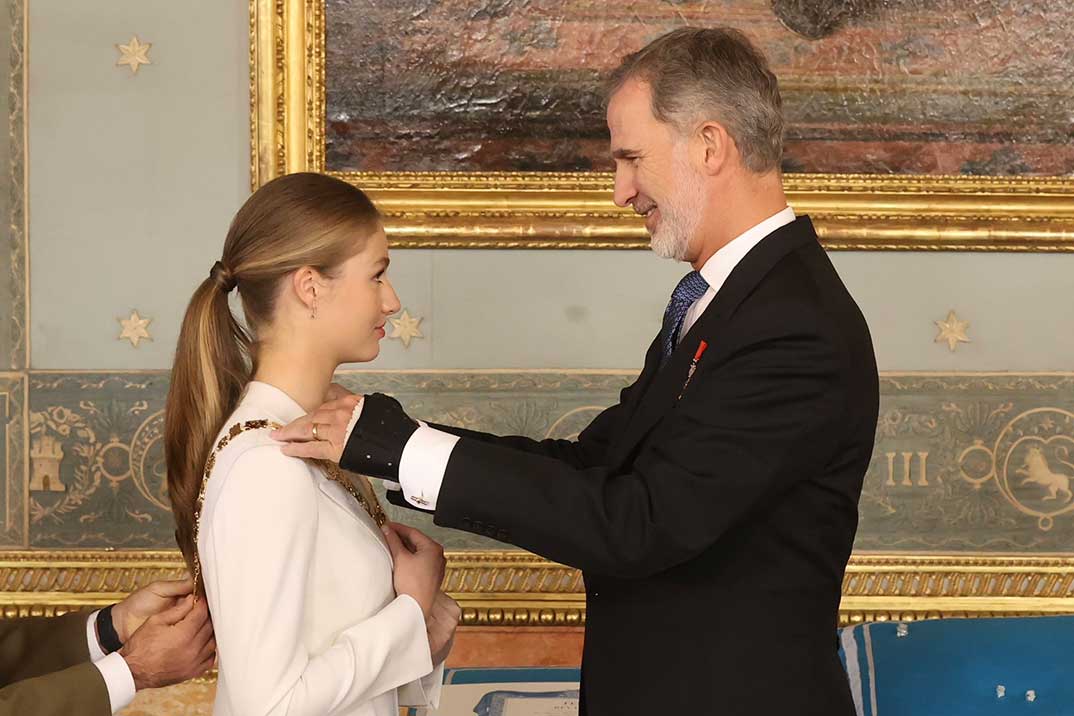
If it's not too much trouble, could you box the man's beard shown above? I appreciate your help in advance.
[649,151,704,261]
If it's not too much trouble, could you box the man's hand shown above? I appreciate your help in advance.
[120,595,216,691]
[324,382,355,402]
[427,591,461,666]
[270,393,364,463]
[111,577,195,643]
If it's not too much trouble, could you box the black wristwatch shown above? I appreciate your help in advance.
[96,604,124,654]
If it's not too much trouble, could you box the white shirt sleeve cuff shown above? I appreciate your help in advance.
[398,425,460,510]
[93,651,136,714]
[86,611,107,661]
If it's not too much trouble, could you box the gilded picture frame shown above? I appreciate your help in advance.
[249,0,1074,251]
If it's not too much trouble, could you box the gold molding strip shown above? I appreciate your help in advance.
[1,550,1072,626]
[249,0,1074,251]
[6,0,29,369]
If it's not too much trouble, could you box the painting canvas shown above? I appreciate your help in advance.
[324,0,1074,175]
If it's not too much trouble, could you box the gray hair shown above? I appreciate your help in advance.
[607,27,785,174]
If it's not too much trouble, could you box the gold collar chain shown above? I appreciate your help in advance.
[192,420,386,597]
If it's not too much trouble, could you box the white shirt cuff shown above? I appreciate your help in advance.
[398,425,460,510]
[86,611,107,661]
[93,651,137,713]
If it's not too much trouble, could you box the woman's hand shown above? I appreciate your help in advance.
[382,522,446,618]
[426,591,461,665]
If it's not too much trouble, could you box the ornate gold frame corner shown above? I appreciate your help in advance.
[3,550,1073,626]
[250,0,1074,251]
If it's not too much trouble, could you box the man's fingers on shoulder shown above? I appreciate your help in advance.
[271,417,311,440]
[330,393,363,410]
[280,443,320,459]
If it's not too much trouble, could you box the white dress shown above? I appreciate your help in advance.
[198,381,443,715]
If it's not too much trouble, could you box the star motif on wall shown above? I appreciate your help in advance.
[934,310,971,352]
[388,309,424,348]
[118,310,152,347]
[115,36,152,75]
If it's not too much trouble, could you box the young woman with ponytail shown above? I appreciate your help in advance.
[165,172,457,715]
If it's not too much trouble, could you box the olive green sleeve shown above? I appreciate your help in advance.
[0,611,93,682]
[0,660,111,716]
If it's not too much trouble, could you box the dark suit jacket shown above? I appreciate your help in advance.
[0,610,110,715]
[430,217,879,715]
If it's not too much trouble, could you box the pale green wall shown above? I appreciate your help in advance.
[24,0,1074,372]
[28,0,249,368]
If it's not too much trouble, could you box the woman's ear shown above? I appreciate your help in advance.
[290,267,319,313]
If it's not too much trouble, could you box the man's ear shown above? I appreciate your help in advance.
[697,121,733,176]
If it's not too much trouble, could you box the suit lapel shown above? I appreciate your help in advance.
[609,216,819,465]
[608,306,729,467]
[317,478,392,561]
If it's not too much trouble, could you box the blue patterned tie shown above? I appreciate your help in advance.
[661,271,710,360]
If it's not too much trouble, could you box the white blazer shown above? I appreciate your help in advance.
[198,381,443,716]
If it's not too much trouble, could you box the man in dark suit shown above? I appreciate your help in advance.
[0,578,215,715]
[277,26,878,715]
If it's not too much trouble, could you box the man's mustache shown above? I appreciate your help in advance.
[632,198,656,215]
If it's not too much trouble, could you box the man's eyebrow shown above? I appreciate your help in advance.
[612,148,641,159]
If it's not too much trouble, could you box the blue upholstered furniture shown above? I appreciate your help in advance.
[404,667,580,716]
[415,616,1074,715]
[840,615,1074,715]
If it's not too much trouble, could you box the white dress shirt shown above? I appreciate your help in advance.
[680,206,796,344]
[200,381,443,716]
[85,612,136,713]
[382,207,797,512]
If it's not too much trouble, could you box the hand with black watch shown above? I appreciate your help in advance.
[91,578,216,699]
